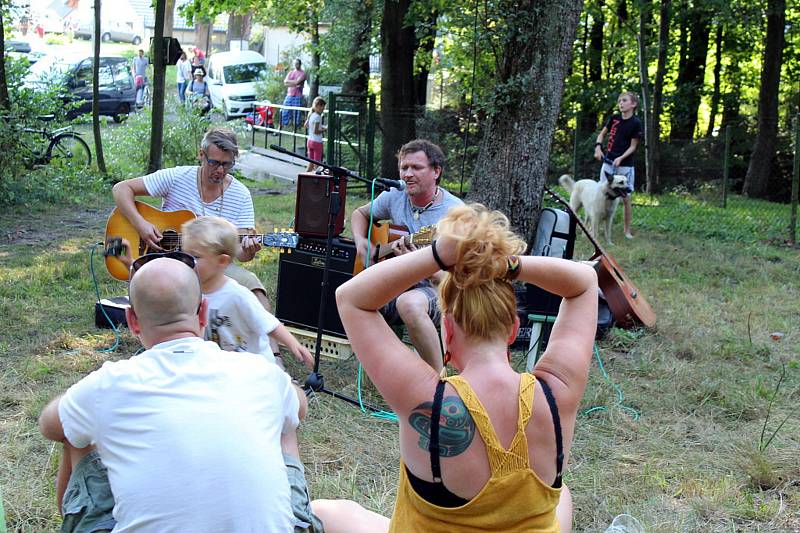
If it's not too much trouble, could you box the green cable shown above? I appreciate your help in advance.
[90,243,121,353]
[580,344,640,420]
[354,179,398,422]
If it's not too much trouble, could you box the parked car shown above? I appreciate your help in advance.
[74,20,142,45]
[205,50,268,120]
[25,53,137,122]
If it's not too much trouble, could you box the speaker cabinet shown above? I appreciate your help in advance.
[294,173,347,237]
[276,236,356,337]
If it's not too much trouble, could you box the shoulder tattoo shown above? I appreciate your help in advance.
[409,395,476,457]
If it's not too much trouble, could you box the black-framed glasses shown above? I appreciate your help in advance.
[204,157,235,171]
[130,251,197,279]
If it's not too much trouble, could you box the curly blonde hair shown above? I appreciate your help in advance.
[436,204,526,341]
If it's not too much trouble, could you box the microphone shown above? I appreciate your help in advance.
[375,177,406,191]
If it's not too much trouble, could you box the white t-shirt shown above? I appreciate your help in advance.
[205,277,280,362]
[307,112,323,143]
[143,166,255,229]
[176,58,192,83]
[59,337,298,533]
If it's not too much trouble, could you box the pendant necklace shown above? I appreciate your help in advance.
[411,187,439,220]
[197,167,224,216]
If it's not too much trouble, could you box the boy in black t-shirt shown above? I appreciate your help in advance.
[593,91,643,239]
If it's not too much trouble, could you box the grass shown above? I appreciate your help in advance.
[0,179,798,532]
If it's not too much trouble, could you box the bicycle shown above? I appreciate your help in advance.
[10,114,92,169]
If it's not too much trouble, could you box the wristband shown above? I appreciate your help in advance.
[505,255,521,280]
[594,142,602,147]
[430,240,452,271]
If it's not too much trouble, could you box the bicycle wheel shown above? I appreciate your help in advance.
[46,133,92,169]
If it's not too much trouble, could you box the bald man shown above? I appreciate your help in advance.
[39,257,317,532]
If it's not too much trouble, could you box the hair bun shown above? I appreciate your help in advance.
[436,203,526,290]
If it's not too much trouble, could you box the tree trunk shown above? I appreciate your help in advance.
[92,0,106,174]
[636,0,653,195]
[743,0,786,197]
[414,10,438,107]
[705,23,723,137]
[468,1,583,246]
[579,4,604,140]
[227,12,253,48]
[649,0,670,193]
[163,0,175,37]
[0,6,10,110]
[195,20,211,55]
[309,13,320,100]
[720,28,742,129]
[380,0,417,180]
[669,5,711,141]
[148,0,167,174]
[341,0,372,95]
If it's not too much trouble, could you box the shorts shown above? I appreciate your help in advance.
[225,263,267,295]
[380,282,441,326]
[306,140,323,162]
[283,453,325,533]
[61,451,116,533]
[599,161,635,193]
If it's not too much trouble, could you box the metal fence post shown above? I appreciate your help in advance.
[572,111,580,178]
[366,94,376,180]
[326,93,337,166]
[790,114,799,246]
[722,125,731,208]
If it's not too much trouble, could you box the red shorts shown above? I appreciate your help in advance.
[306,140,323,162]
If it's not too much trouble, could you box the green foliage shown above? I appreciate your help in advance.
[0,56,96,205]
[253,65,288,103]
[101,104,216,181]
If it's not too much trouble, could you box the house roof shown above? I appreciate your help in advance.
[127,0,228,32]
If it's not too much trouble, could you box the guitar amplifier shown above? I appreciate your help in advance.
[294,173,347,237]
[276,236,356,337]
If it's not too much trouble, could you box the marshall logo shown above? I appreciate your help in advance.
[311,257,325,268]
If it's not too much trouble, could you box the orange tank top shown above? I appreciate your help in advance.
[388,373,561,533]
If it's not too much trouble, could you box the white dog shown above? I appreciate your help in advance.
[558,173,629,245]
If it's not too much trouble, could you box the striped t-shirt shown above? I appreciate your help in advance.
[143,166,255,229]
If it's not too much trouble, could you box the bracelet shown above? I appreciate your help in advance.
[430,240,451,271]
[594,142,602,147]
[505,255,521,280]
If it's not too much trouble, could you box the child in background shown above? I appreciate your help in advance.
[181,216,314,370]
[304,97,327,172]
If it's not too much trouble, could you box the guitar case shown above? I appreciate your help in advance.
[516,208,578,352]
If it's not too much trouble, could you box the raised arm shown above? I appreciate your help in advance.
[335,243,443,413]
[521,257,598,410]
[112,178,163,250]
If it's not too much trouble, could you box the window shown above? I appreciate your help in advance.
[111,62,133,90]
[223,63,267,84]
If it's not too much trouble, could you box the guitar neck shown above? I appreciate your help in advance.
[374,231,433,260]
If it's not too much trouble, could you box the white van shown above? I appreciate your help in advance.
[205,50,268,120]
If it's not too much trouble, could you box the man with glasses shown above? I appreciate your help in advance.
[112,127,280,352]
[350,139,463,371]
[39,254,310,531]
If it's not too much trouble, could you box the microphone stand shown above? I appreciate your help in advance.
[271,145,385,413]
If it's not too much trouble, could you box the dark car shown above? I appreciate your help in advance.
[25,54,137,122]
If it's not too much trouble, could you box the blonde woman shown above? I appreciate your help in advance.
[313,203,598,532]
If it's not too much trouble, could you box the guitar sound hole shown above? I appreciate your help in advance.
[161,231,181,251]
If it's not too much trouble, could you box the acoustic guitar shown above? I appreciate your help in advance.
[544,186,656,329]
[353,223,436,275]
[104,200,299,281]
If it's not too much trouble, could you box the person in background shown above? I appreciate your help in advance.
[176,51,192,104]
[282,58,306,127]
[304,96,327,172]
[186,71,211,115]
[133,49,149,107]
[593,91,643,239]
